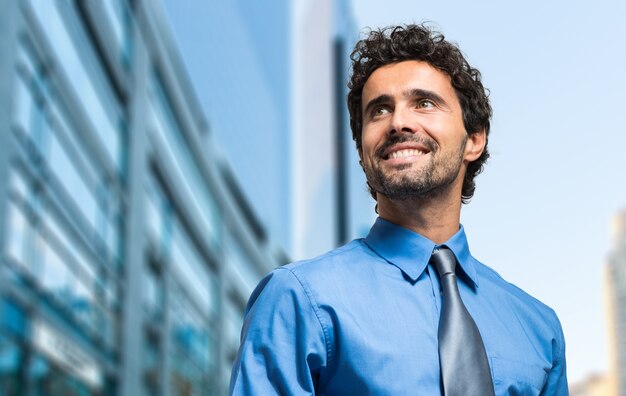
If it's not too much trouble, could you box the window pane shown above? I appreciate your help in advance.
[225,232,261,293]
[102,276,119,311]
[145,189,162,245]
[95,182,120,260]
[49,132,98,231]
[142,265,162,321]
[147,79,221,249]
[223,299,243,362]
[13,75,34,135]
[170,222,215,317]
[72,276,97,333]
[49,100,99,185]
[143,330,160,395]
[169,287,214,374]
[30,84,51,157]
[43,208,97,285]
[16,39,39,78]
[105,215,119,261]
[144,176,171,254]
[100,306,118,351]
[5,200,29,271]
[0,299,26,337]
[102,0,125,54]
[39,234,71,299]
[29,0,121,165]
[8,168,29,199]
[0,333,23,395]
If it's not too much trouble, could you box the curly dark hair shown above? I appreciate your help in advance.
[348,24,492,203]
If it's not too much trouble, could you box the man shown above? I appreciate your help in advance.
[230,24,568,395]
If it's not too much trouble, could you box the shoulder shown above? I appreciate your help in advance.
[247,239,377,309]
[282,238,381,282]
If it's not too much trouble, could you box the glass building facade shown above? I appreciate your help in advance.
[0,0,284,395]
[162,0,370,262]
[161,0,294,258]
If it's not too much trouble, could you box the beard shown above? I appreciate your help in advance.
[363,134,467,200]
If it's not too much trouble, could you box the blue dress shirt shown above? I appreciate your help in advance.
[230,218,568,395]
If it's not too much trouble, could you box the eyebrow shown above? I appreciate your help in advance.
[363,94,393,118]
[362,88,449,118]
[407,88,448,107]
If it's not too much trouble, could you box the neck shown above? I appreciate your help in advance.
[376,187,462,244]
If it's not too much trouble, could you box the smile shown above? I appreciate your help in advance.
[387,149,426,159]
[381,142,431,160]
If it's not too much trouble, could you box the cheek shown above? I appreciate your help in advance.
[430,119,466,148]
[361,126,381,154]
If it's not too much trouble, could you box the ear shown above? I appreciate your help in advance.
[464,129,486,163]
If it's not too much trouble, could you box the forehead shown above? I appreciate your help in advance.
[361,60,458,108]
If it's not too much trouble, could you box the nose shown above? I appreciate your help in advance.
[389,106,415,135]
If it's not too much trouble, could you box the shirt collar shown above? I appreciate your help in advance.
[363,217,479,287]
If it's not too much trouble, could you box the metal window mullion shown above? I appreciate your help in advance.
[0,0,22,284]
[118,4,149,394]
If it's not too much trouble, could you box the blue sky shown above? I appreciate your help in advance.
[352,0,626,383]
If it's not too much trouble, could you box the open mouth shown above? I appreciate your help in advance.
[385,148,427,160]
[382,144,431,161]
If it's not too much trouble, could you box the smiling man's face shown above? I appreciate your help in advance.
[360,60,479,201]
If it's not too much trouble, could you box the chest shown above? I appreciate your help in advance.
[317,270,552,395]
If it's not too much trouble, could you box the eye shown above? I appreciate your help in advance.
[417,99,436,109]
[372,106,391,117]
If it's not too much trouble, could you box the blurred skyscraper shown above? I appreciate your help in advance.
[0,0,288,394]
[606,210,626,396]
[160,0,294,259]
[569,373,614,396]
[162,0,374,261]
[292,0,374,259]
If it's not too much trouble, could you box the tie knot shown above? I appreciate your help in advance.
[431,246,457,279]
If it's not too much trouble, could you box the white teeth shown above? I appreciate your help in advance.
[390,149,423,159]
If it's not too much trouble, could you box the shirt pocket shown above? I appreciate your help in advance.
[490,356,549,396]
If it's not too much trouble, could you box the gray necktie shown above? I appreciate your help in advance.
[431,246,495,396]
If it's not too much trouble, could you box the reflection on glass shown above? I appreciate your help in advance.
[29,0,120,166]
[39,234,75,305]
[0,299,26,336]
[72,278,96,332]
[142,264,162,321]
[43,207,97,285]
[97,306,117,352]
[49,131,98,232]
[8,166,28,199]
[101,0,125,57]
[145,188,162,245]
[142,327,160,395]
[6,201,28,270]
[5,163,118,346]
[147,77,221,249]
[170,221,213,316]
[223,299,243,361]
[27,354,102,396]
[13,75,34,136]
[16,39,38,78]
[0,333,22,395]
[169,286,213,377]
[144,174,173,257]
[226,231,261,293]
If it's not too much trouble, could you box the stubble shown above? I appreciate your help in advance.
[363,134,467,200]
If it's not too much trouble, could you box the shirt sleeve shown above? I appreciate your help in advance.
[540,313,569,396]
[229,267,328,395]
